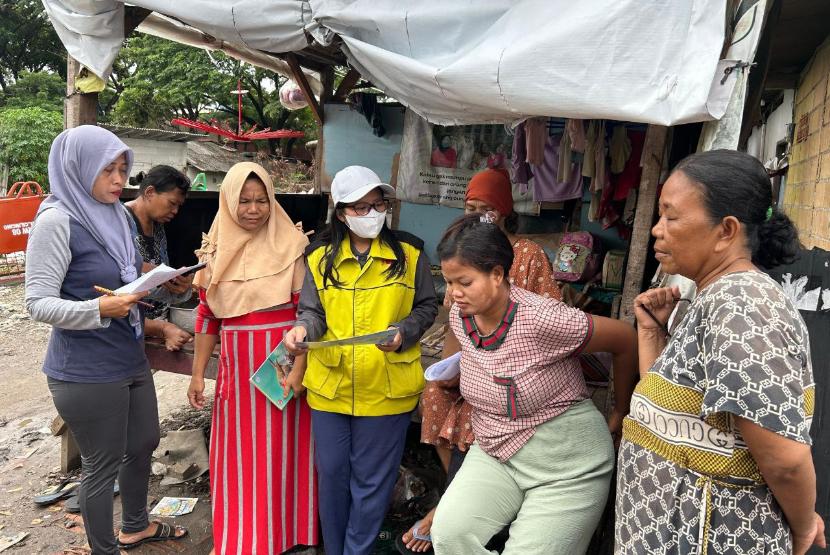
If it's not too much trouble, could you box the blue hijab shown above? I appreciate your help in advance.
[41,125,137,284]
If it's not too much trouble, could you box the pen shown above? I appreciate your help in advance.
[93,286,154,309]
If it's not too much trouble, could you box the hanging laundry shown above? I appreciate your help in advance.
[512,122,533,187]
[567,119,586,153]
[588,121,610,221]
[611,129,646,201]
[582,121,598,178]
[609,125,632,174]
[524,117,547,165]
[558,128,573,182]
[531,134,583,203]
[593,122,609,191]
[349,93,386,137]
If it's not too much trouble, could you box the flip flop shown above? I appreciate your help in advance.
[117,521,189,550]
[33,478,80,507]
[65,482,120,514]
[395,520,433,554]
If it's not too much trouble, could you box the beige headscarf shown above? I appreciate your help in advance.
[193,162,308,318]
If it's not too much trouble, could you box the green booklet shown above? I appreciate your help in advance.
[249,341,293,410]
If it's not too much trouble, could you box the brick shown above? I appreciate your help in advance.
[821,153,830,180]
[815,76,829,110]
[796,80,814,106]
[806,154,820,181]
[810,109,822,135]
[821,124,830,151]
[814,180,830,210]
[812,210,830,239]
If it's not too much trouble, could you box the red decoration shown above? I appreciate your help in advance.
[171,79,305,142]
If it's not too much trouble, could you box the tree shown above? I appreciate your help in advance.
[0,1,65,92]
[107,35,316,155]
[0,71,64,111]
[0,107,63,190]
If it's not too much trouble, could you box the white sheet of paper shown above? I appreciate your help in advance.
[114,263,202,295]
[424,352,461,381]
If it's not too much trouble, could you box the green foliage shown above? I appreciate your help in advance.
[107,35,314,155]
[0,71,64,111]
[0,107,62,190]
[0,1,65,92]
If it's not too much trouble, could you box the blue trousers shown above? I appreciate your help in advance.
[311,409,411,555]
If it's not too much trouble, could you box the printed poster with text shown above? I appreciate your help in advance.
[397,109,539,215]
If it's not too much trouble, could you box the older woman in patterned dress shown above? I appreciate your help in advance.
[616,150,825,555]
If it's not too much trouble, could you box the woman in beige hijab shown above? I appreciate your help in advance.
[187,162,318,554]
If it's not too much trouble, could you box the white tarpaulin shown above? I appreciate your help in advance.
[42,0,753,126]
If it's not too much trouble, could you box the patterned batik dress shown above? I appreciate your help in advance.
[615,272,815,555]
[196,290,318,554]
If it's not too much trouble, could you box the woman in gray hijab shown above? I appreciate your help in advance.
[25,126,188,553]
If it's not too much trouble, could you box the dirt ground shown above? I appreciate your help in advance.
[0,281,217,554]
[0,280,445,555]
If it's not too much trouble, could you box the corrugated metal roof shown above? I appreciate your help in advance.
[186,141,255,173]
[102,123,208,143]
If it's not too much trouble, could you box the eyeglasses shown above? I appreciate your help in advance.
[345,199,390,216]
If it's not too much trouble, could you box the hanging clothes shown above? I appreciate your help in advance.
[524,117,547,165]
[582,121,597,179]
[558,127,573,182]
[349,93,386,137]
[512,122,533,188]
[567,119,586,154]
[611,129,646,201]
[530,134,583,203]
[587,122,609,220]
[609,125,632,174]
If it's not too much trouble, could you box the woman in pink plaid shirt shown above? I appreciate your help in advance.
[429,214,638,554]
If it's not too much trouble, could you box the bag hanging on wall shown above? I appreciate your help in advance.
[552,231,603,282]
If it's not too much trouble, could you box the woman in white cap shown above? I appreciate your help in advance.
[284,166,438,555]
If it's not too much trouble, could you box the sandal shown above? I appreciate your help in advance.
[33,478,80,507]
[65,482,119,514]
[395,519,433,554]
[117,521,189,550]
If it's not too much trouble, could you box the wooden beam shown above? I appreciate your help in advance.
[320,66,336,106]
[619,125,669,324]
[124,6,152,36]
[285,53,323,125]
[61,54,99,471]
[61,429,81,473]
[65,56,98,129]
[334,69,361,102]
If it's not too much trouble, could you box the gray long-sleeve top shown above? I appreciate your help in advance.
[296,244,438,351]
[25,208,148,382]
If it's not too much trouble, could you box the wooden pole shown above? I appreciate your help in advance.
[64,56,98,129]
[285,53,323,125]
[60,54,102,472]
[619,124,669,324]
[334,68,361,102]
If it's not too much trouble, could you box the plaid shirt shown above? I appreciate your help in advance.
[450,287,592,461]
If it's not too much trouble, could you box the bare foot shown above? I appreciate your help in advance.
[401,508,435,552]
[118,521,187,547]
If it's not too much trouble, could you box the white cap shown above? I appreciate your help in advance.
[330,166,395,205]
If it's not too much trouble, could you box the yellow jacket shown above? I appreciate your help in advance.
[301,233,435,416]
